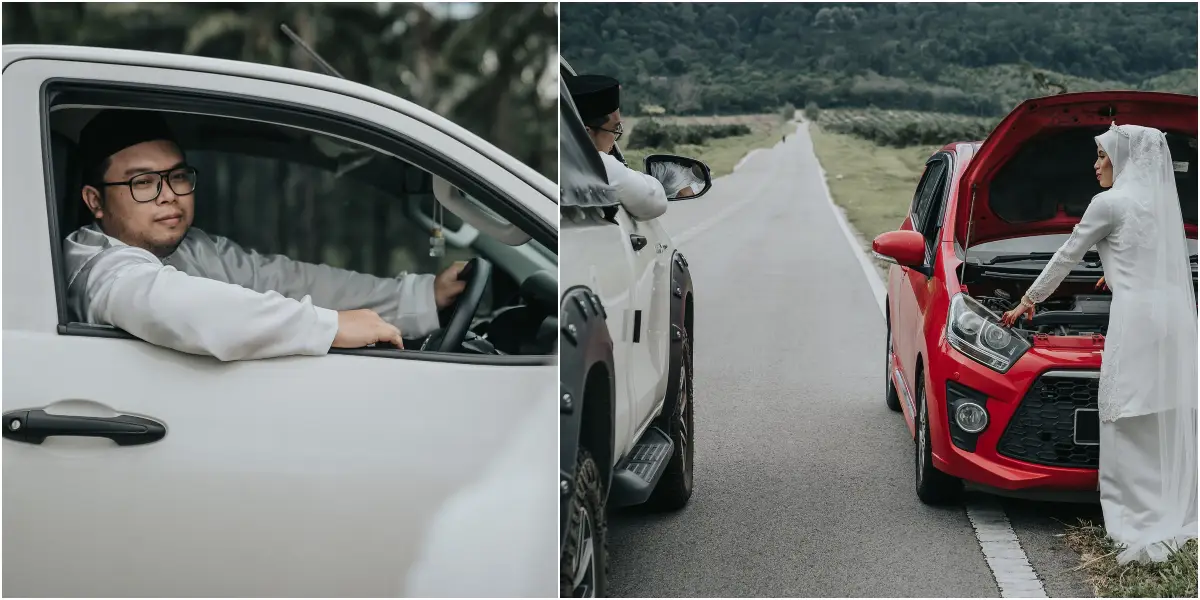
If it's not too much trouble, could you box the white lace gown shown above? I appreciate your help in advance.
[1023,124,1197,563]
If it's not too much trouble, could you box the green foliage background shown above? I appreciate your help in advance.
[3,2,556,289]
[4,2,558,178]
[561,2,1197,118]
[625,121,752,150]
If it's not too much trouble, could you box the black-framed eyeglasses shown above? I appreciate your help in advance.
[597,122,624,141]
[99,166,198,203]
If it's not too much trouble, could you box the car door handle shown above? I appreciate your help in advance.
[2,409,166,446]
[629,234,648,252]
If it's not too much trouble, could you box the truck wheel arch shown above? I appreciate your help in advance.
[660,251,694,429]
[560,286,616,527]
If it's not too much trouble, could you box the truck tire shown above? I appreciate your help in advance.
[560,448,608,598]
[646,331,694,511]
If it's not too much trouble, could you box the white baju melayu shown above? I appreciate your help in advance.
[64,223,441,361]
[598,151,669,221]
[648,160,705,200]
[1023,123,1197,563]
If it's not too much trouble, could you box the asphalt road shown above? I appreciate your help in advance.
[605,123,1100,597]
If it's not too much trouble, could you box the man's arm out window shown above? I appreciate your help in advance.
[85,248,338,361]
[205,233,441,339]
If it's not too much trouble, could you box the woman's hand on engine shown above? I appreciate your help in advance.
[1001,297,1035,327]
[1094,276,1109,291]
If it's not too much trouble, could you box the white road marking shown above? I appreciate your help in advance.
[733,148,762,172]
[810,130,888,312]
[808,125,1048,598]
[967,499,1049,598]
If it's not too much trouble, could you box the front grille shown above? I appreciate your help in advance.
[997,373,1100,469]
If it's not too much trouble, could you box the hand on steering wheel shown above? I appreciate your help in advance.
[424,257,493,353]
[434,262,469,309]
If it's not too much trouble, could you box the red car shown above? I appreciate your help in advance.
[873,91,1198,505]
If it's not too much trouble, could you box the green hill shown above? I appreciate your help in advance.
[561,2,1197,116]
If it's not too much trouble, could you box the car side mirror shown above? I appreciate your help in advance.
[873,230,929,274]
[643,154,713,201]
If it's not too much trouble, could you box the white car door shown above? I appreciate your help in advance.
[612,206,673,436]
[559,205,639,456]
[2,55,556,597]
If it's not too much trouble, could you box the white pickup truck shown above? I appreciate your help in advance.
[558,57,714,597]
[3,45,559,597]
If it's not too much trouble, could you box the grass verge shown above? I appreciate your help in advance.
[622,114,793,179]
[808,123,940,245]
[807,123,942,276]
[1063,521,1197,598]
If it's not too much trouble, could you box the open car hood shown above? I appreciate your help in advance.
[958,91,1198,246]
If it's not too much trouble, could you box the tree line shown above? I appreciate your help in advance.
[4,2,555,281]
[4,2,558,178]
[562,2,1197,117]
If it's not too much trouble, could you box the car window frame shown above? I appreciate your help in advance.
[558,61,624,226]
[41,79,554,366]
[905,153,955,270]
[921,154,954,264]
[177,129,483,276]
[909,158,946,231]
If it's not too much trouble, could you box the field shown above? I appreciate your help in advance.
[1139,68,1200,95]
[808,121,939,256]
[816,108,997,148]
[809,108,982,257]
[621,114,794,179]
[935,64,1198,108]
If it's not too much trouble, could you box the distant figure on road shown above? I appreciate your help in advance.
[566,74,669,219]
[1001,123,1197,564]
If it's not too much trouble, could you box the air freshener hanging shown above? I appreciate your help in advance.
[429,200,445,258]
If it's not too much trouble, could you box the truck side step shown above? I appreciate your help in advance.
[609,426,674,508]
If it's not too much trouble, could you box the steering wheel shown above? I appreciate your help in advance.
[425,257,492,353]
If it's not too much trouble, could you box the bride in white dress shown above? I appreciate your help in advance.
[1001,123,1197,563]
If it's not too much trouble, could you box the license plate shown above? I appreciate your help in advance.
[1074,409,1099,445]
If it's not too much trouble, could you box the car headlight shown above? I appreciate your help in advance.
[946,294,1030,373]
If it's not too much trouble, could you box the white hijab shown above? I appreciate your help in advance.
[1094,123,1193,297]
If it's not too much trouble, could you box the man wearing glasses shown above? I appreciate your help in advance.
[62,109,467,360]
[566,74,668,220]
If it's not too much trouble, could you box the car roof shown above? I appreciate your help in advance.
[3,44,554,199]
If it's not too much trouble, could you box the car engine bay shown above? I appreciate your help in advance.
[959,260,1115,339]
[975,290,1110,338]
[961,250,1198,341]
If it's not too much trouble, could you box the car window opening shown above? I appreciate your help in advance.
[43,89,556,364]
